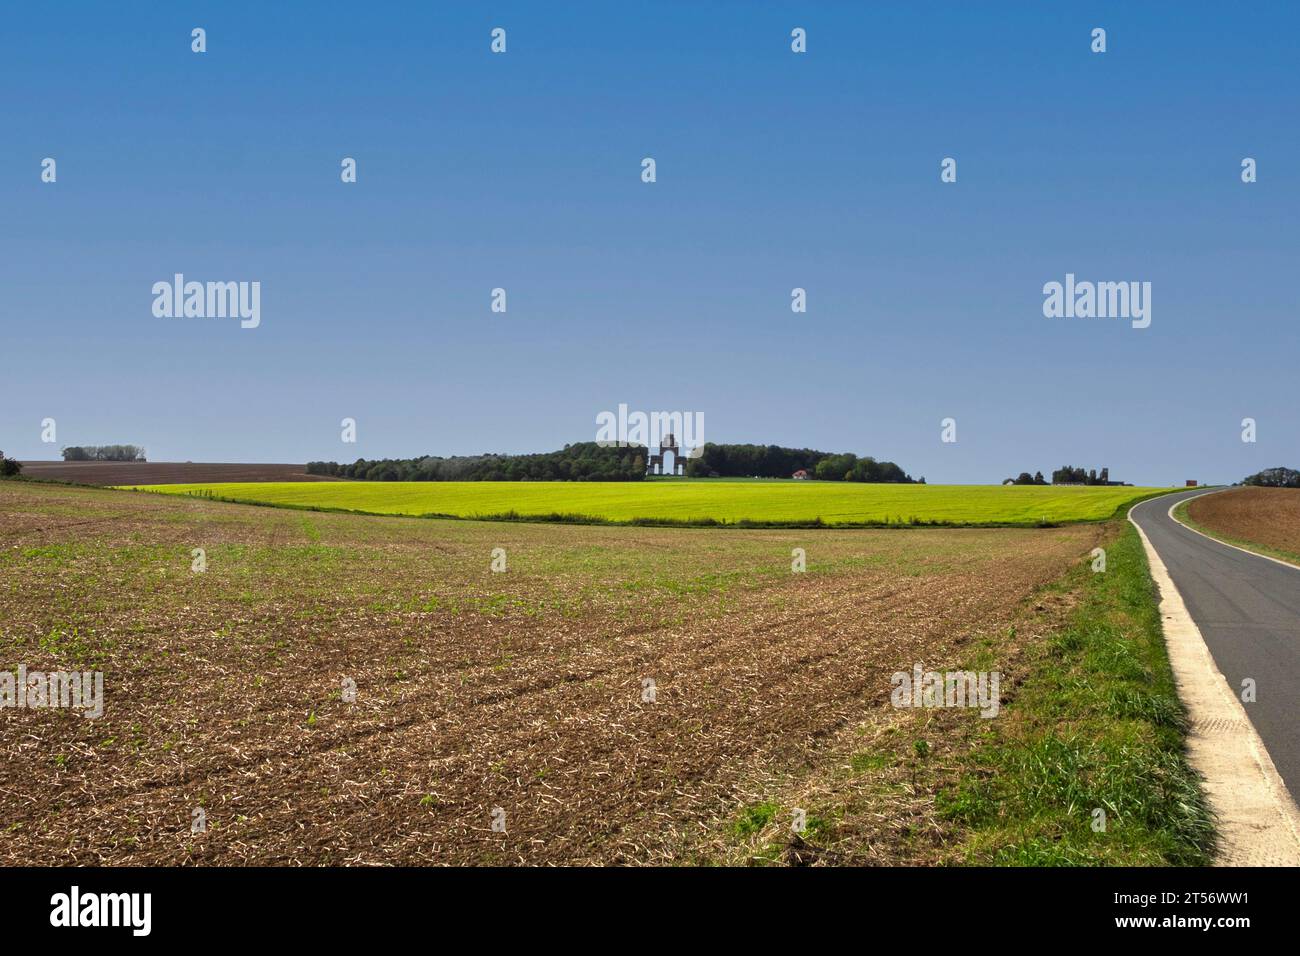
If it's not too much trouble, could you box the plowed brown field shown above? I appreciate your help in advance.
[18,461,336,485]
[1186,487,1300,564]
[0,481,1104,865]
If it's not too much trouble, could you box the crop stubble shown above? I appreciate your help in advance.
[0,481,1104,864]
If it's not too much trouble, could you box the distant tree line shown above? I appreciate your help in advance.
[306,442,647,481]
[685,443,918,482]
[1006,471,1048,485]
[307,441,920,483]
[62,445,147,462]
[1051,465,1111,485]
[0,450,21,478]
[1242,467,1300,488]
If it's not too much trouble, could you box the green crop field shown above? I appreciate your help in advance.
[121,480,1173,527]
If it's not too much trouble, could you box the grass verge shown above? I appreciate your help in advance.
[720,521,1216,866]
[934,523,1215,864]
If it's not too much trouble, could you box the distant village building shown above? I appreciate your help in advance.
[792,469,811,480]
[1186,480,1198,487]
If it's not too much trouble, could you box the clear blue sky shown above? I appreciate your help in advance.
[3,1,1296,485]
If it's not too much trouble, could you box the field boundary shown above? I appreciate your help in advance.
[1129,495,1300,866]
[746,517,1218,865]
[114,485,1178,531]
[928,519,1216,863]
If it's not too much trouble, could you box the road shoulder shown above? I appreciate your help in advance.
[1130,497,1300,866]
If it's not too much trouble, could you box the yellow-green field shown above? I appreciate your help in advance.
[121,480,1172,527]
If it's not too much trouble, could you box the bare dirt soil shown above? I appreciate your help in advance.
[18,461,338,486]
[0,481,1103,865]
[1186,486,1300,563]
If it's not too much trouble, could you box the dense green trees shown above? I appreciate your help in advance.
[1242,467,1300,488]
[0,450,22,478]
[308,441,917,484]
[685,443,822,479]
[1052,465,1109,485]
[307,442,646,482]
[686,443,915,483]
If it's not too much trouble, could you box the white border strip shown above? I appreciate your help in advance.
[1129,495,1300,866]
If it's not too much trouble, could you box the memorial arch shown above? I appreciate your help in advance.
[647,434,685,476]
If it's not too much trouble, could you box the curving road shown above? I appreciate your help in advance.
[1130,489,1300,804]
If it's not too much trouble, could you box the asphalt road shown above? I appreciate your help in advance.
[1131,489,1300,803]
